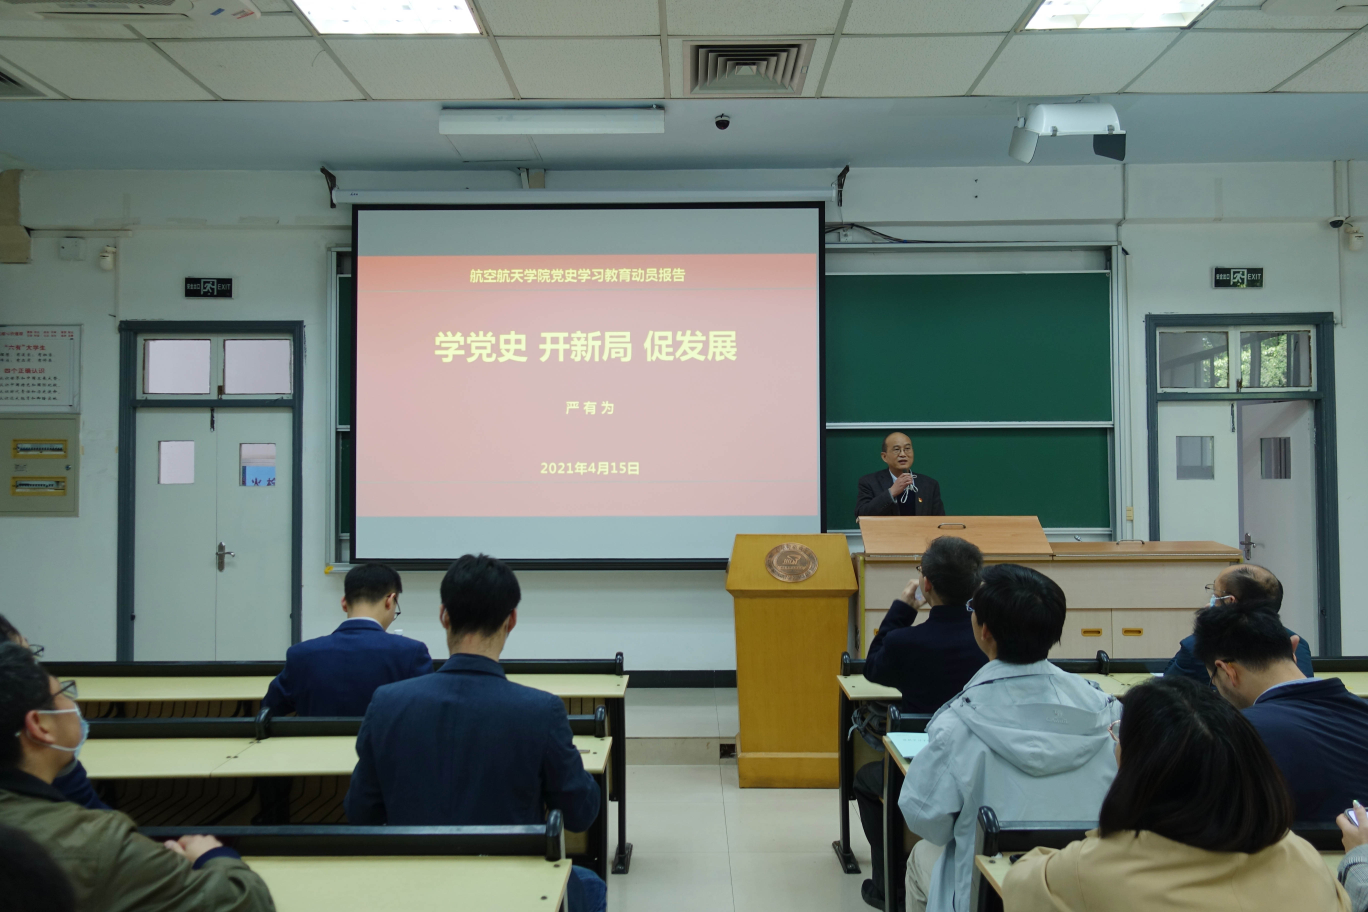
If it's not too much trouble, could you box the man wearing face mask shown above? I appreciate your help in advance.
[1162,564,1312,683]
[0,642,275,912]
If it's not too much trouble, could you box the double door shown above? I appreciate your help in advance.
[133,408,291,660]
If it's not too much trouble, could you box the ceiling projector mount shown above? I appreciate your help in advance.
[1009,103,1125,164]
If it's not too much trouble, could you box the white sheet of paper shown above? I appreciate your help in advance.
[888,732,930,760]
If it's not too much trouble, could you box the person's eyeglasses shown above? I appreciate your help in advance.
[887,446,912,455]
[1107,719,1121,745]
[26,643,44,658]
[55,680,78,701]
[965,597,975,614]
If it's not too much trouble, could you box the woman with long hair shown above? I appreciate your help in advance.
[1004,675,1348,910]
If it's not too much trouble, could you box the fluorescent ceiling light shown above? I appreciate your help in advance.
[439,108,665,135]
[295,0,479,34]
[1025,0,1216,29]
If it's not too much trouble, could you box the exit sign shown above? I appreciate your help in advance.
[185,277,233,298]
[1213,267,1263,289]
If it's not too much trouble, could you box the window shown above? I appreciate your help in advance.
[1240,331,1311,390]
[144,340,211,394]
[224,340,292,395]
[1176,436,1214,480]
[240,443,277,486]
[1261,437,1291,480]
[1158,331,1229,390]
[158,441,195,484]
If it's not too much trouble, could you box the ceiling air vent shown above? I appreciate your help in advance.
[0,66,41,98]
[0,0,258,22]
[684,40,814,96]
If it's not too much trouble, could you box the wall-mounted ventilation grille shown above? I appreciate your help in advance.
[0,66,42,98]
[684,40,814,96]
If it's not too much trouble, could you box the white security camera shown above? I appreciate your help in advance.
[714,114,731,130]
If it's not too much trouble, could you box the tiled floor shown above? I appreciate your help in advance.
[607,763,875,912]
[625,687,739,738]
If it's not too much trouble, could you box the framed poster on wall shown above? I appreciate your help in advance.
[0,325,80,413]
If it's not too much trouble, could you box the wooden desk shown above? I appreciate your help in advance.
[506,674,628,701]
[1321,673,1368,697]
[244,855,571,912]
[71,676,277,702]
[82,738,254,779]
[833,675,902,874]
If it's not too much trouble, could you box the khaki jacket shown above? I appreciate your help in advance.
[1003,828,1349,912]
[0,768,274,912]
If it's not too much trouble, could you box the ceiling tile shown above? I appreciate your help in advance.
[820,35,1003,96]
[497,37,664,98]
[477,0,659,36]
[327,37,511,99]
[844,0,1031,35]
[664,0,846,36]
[158,38,364,100]
[1127,30,1349,92]
[0,40,212,99]
[667,35,830,96]
[134,12,312,39]
[0,21,136,38]
[1280,31,1368,91]
[975,31,1174,96]
[1196,8,1368,28]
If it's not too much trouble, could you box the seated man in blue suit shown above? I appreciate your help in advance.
[1195,600,1368,822]
[345,554,606,912]
[262,563,431,717]
[1164,564,1312,682]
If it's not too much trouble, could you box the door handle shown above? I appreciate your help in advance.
[216,541,235,572]
[1239,532,1259,561]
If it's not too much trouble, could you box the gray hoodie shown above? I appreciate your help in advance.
[898,659,1122,912]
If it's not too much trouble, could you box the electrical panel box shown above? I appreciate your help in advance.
[1,415,79,516]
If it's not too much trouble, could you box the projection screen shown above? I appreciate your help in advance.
[352,203,823,564]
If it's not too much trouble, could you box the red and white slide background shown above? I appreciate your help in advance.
[355,252,819,519]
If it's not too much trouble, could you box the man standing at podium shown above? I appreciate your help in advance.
[855,432,945,518]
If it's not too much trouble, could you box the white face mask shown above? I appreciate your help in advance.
[1207,594,1235,609]
[33,707,89,763]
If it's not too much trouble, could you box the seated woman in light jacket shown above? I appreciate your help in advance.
[1003,675,1350,912]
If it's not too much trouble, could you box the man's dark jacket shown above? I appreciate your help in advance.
[262,618,432,717]
[1164,628,1313,682]
[855,470,945,518]
[862,600,987,714]
[1242,677,1368,822]
[345,653,599,832]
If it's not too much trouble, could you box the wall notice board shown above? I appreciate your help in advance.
[824,273,1112,530]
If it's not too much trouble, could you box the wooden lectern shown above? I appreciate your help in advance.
[726,533,857,788]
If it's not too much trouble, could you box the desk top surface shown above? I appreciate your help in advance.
[838,675,903,701]
[84,735,610,779]
[881,735,912,776]
[82,738,256,779]
[72,673,628,703]
[860,516,1053,560]
[242,855,571,912]
[1321,673,1368,697]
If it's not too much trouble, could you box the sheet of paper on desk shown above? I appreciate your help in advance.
[889,732,929,760]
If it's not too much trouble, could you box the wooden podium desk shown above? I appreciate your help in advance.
[857,517,1241,660]
[83,736,615,881]
[244,855,572,912]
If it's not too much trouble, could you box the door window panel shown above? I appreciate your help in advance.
[224,340,292,395]
[1176,436,1214,480]
[1240,331,1311,389]
[240,443,276,486]
[1158,332,1229,389]
[1261,437,1292,480]
[144,340,211,394]
[158,441,195,484]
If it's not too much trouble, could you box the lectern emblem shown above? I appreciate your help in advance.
[765,542,819,583]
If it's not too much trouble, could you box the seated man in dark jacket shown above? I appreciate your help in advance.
[0,613,106,811]
[0,643,274,912]
[345,554,605,912]
[1164,563,1312,681]
[262,563,431,717]
[1195,601,1368,822]
[853,535,987,909]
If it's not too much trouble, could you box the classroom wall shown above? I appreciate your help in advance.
[1,162,1364,664]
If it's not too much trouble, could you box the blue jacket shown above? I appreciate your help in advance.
[344,653,600,832]
[1164,628,1313,683]
[864,600,988,715]
[262,618,432,717]
[1243,676,1368,823]
[53,762,109,811]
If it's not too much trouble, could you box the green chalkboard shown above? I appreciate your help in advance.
[825,428,1112,531]
[824,273,1112,422]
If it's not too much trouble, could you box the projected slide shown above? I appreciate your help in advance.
[353,205,821,562]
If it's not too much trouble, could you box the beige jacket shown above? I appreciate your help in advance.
[1003,828,1349,912]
